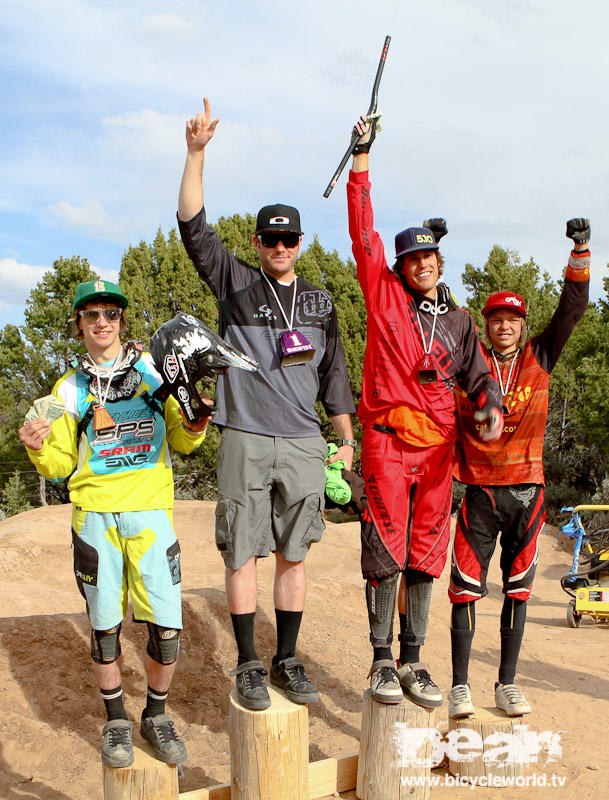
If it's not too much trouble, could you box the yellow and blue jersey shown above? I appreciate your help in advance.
[26,352,206,511]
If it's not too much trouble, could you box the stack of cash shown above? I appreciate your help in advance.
[25,395,66,423]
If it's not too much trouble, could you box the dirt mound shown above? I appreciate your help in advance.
[1,502,607,798]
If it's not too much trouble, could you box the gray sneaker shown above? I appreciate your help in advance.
[230,660,271,710]
[102,719,134,768]
[140,713,187,764]
[495,683,531,716]
[368,660,403,704]
[448,684,475,718]
[397,662,442,708]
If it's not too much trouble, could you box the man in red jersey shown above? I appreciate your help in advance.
[448,219,590,718]
[346,116,503,706]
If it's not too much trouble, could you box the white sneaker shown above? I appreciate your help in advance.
[495,683,531,716]
[368,660,403,704]
[397,662,443,708]
[448,684,474,718]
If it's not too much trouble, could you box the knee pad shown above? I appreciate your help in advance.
[91,623,122,664]
[146,623,180,665]
[366,572,399,648]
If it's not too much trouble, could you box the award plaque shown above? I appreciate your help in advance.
[418,354,438,384]
[280,329,316,366]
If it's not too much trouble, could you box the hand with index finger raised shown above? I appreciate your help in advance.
[185,96,220,152]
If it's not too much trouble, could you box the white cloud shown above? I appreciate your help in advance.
[141,13,196,40]
[0,258,47,310]
[45,200,139,242]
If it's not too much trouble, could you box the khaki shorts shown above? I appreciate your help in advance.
[215,428,327,569]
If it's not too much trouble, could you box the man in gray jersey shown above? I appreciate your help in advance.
[178,98,356,710]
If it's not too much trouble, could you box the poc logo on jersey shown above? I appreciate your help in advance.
[164,352,179,383]
[416,234,434,244]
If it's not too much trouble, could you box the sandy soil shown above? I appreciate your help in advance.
[0,501,607,799]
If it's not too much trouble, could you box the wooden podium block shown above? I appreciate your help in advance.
[228,685,309,800]
[448,707,533,786]
[356,690,435,800]
[103,742,179,800]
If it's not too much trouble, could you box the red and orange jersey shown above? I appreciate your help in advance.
[454,266,589,486]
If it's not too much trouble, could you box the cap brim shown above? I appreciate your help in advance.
[395,243,439,258]
[482,305,526,318]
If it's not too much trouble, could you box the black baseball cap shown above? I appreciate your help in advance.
[395,227,439,258]
[255,204,303,235]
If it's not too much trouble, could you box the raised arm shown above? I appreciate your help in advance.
[178,96,220,222]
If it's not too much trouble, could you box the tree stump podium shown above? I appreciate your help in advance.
[228,685,309,800]
[448,707,532,787]
[102,743,178,800]
[356,690,435,800]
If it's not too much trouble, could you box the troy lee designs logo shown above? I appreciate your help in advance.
[163,353,179,383]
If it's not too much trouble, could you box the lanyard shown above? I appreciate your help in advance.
[261,271,298,331]
[491,349,520,398]
[88,351,120,407]
[415,294,438,355]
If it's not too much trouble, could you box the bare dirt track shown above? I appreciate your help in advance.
[0,501,607,799]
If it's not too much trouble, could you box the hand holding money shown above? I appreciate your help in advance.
[20,395,65,450]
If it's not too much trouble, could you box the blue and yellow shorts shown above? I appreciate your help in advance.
[71,508,182,631]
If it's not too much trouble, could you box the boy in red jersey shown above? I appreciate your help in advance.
[448,219,590,718]
[346,116,503,706]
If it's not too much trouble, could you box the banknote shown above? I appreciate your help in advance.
[24,395,65,423]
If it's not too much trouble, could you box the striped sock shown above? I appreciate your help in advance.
[143,685,168,719]
[100,684,128,721]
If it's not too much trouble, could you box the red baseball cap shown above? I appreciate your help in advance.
[482,291,527,319]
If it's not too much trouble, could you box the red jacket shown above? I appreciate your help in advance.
[347,170,499,441]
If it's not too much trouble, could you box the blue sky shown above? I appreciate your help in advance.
[2,0,609,327]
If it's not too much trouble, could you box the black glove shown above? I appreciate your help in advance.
[566,218,590,244]
[423,218,448,243]
[352,115,376,154]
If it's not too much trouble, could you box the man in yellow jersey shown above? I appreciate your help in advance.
[20,280,209,768]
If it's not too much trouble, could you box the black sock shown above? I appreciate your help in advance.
[451,602,476,686]
[143,685,168,719]
[100,684,128,722]
[230,612,258,665]
[498,597,526,684]
[373,646,393,663]
[398,616,420,664]
[274,609,303,663]
[451,629,475,686]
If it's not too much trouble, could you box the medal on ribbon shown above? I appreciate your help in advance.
[417,353,438,384]
[415,294,439,385]
[261,272,316,367]
[280,329,315,366]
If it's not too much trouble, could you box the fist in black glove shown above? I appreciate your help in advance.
[352,114,376,154]
[423,218,448,243]
[566,218,590,244]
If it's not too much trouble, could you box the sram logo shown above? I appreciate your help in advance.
[94,418,154,444]
[99,444,151,457]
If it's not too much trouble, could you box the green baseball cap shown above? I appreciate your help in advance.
[72,279,129,311]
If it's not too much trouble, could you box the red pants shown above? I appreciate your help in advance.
[360,425,453,580]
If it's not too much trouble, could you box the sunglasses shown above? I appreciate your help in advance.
[79,308,123,323]
[259,232,301,249]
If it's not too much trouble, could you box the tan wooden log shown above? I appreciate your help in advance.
[228,685,308,800]
[356,690,435,800]
[103,742,179,800]
[179,753,359,800]
[448,707,533,787]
